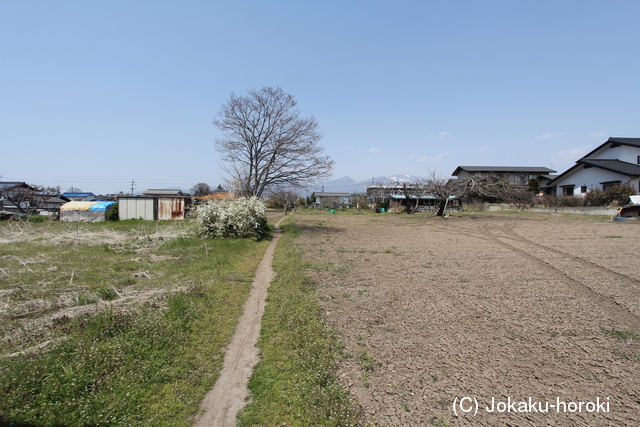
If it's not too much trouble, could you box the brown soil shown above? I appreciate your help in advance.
[194,215,285,427]
[293,212,640,427]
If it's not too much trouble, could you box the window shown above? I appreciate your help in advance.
[562,186,574,196]
[637,155,640,164]
[601,181,621,191]
[580,186,587,193]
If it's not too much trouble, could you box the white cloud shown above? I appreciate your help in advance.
[419,155,429,162]
[438,131,449,137]
[476,146,488,152]
[434,152,447,160]
[590,132,607,138]
[535,132,568,140]
[369,148,381,153]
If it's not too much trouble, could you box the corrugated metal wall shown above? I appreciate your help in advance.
[158,197,185,220]
[118,197,157,220]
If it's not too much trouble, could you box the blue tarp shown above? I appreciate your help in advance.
[88,201,116,211]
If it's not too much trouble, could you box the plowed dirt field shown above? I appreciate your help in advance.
[293,212,640,427]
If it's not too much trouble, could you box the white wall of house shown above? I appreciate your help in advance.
[589,144,640,164]
[553,166,640,195]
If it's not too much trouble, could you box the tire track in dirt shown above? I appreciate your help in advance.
[193,216,285,427]
[473,224,640,328]
[294,214,640,426]
[494,224,639,285]
[429,220,640,326]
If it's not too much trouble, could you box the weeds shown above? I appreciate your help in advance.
[602,327,640,341]
[237,219,361,426]
[0,219,269,426]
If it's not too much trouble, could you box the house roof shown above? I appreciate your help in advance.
[537,174,557,181]
[0,181,35,190]
[581,137,640,159]
[42,196,67,204]
[548,159,640,186]
[390,194,456,200]
[580,159,640,176]
[62,192,95,198]
[143,189,184,196]
[315,192,351,197]
[452,166,556,176]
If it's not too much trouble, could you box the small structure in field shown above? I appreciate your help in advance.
[118,189,192,220]
[60,201,116,222]
[314,192,351,208]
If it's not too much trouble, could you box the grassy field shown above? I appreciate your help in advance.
[0,215,363,426]
[0,219,270,426]
[237,218,361,426]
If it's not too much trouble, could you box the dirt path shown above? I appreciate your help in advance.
[193,215,285,427]
[293,212,640,426]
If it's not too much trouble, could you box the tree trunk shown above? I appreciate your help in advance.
[435,198,448,217]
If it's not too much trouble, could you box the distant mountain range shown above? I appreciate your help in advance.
[309,174,425,194]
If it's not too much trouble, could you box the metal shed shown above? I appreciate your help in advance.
[117,197,157,221]
[60,201,116,222]
[117,196,191,220]
[158,197,189,220]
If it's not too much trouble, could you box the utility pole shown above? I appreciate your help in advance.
[131,179,135,196]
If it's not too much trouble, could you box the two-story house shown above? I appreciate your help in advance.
[548,137,640,196]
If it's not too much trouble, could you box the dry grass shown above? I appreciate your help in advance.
[0,218,272,426]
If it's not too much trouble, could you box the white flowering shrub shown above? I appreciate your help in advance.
[194,197,268,239]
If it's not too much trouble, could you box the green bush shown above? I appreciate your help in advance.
[107,203,119,221]
[193,197,268,239]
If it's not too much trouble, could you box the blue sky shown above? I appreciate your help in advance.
[1,0,639,195]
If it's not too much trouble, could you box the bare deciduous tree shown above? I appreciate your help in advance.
[267,187,299,215]
[422,173,474,217]
[214,87,334,198]
[471,176,535,210]
[0,182,45,214]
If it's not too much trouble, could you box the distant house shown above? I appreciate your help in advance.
[314,192,351,208]
[548,137,640,196]
[452,166,557,186]
[366,184,461,212]
[0,182,39,214]
[61,192,98,202]
[535,174,557,193]
[38,196,69,216]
